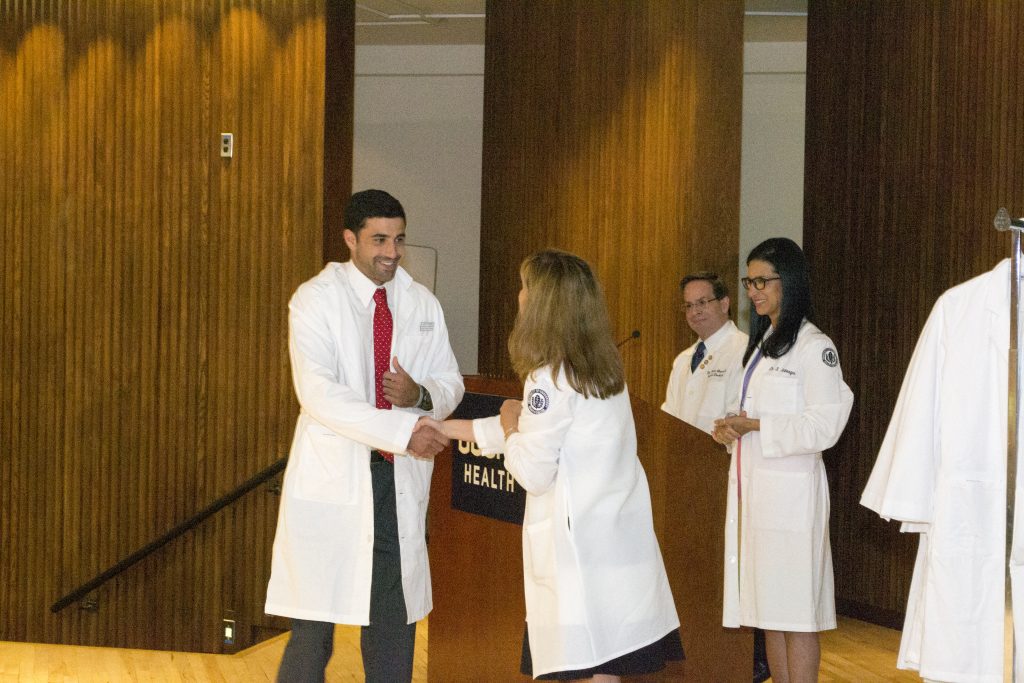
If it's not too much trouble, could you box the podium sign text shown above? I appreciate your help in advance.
[449,392,526,525]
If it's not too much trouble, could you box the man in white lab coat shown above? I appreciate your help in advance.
[662,271,747,434]
[662,271,768,681]
[265,190,464,682]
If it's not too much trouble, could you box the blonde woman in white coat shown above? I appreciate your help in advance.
[713,238,853,683]
[428,250,683,681]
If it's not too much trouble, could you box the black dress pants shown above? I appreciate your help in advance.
[277,454,416,683]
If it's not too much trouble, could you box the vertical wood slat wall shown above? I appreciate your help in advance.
[804,0,1024,623]
[0,0,352,653]
[478,0,744,412]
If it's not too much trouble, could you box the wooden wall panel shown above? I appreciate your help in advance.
[804,0,1024,624]
[0,0,353,653]
[0,8,68,645]
[478,0,744,407]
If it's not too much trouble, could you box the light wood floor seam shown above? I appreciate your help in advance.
[0,617,918,681]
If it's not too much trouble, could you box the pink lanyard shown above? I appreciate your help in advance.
[735,348,763,503]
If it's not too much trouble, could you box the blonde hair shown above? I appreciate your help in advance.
[508,250,624,399]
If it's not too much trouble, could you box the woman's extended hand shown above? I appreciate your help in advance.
[500,399,522,438]
[406,416,449,459]
[414,415,445,434]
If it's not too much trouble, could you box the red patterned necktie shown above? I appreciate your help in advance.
[373,287,394,463]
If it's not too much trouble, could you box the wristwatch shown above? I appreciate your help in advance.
[416,384,433,412]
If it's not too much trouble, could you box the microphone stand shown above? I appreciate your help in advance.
[616,329,640,348]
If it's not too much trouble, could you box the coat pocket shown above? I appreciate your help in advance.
[759,375,801,415]
[750,468,813,532]
[524,518,556,583]
[290,427,360,505]
[697,380,727,422]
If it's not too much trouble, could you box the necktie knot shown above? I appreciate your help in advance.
[690,340,707,373]
[374,287,387,305]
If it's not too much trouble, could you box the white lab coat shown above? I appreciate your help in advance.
[662,320,748,434]
[265,262,464,625]
[723,321,853,631]
[474,368,679,678]
[861,259,1024,683]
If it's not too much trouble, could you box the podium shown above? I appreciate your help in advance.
[427,376,751,681]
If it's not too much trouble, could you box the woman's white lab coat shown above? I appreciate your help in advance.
[474,367,679,678]
[264,262,464,625]
[723,321,853,631]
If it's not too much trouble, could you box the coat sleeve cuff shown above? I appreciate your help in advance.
[472,415,505,455]
[387,411,421,455]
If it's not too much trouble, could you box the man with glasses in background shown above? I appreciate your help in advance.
[662,271,769,683]
[663,271,747,434]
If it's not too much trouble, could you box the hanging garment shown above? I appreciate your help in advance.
[861,258,1024,683]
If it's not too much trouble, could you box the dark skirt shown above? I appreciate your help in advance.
[520,625,685,680]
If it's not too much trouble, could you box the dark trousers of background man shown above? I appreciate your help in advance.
[277,454,416,683]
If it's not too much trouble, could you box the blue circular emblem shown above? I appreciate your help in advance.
[822,348,838,367]
[527,388,550,414]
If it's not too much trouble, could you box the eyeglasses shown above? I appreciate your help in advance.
[683,297,721,313]
[741,276,781,291]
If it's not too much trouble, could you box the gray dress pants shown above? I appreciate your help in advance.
[277,453,416,682]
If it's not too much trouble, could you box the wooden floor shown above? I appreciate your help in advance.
[0,616,920,682]
[818,617,918,682]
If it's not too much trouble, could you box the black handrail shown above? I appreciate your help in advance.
[51,457,288,613]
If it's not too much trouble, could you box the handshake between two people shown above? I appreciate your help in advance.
[406,416,450,460]
[383,357,452,460]
[405,399,524,460]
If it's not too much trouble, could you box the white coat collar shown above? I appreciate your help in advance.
[701,319,741,352]
[340,260,412,309]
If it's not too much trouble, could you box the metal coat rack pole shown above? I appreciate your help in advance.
[996,207,1024,682]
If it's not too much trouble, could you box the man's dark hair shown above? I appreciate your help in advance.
[679,271,729,301]
[343,189,406,233]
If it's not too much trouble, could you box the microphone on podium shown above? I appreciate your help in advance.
[616,329,641,348]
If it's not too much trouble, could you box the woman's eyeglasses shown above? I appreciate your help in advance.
[741,276,781,291]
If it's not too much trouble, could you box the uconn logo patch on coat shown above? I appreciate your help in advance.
[527,388,550,414]
[822,348,839,367]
